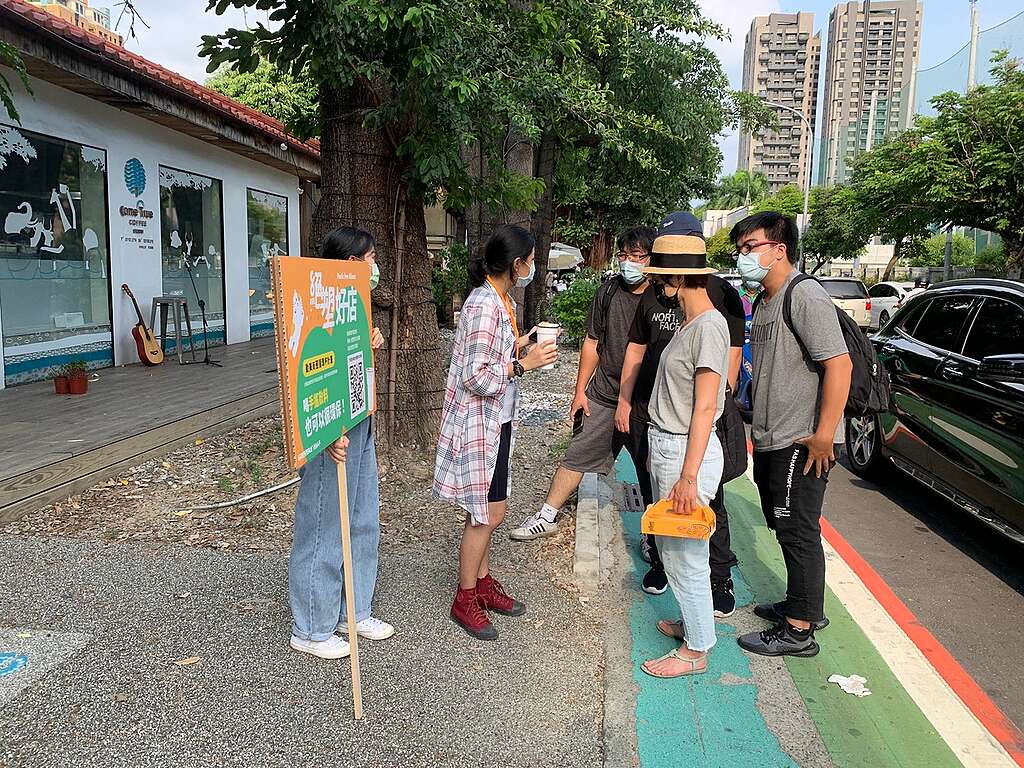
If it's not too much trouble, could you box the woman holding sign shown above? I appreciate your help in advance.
[288,227,391,660]
[433,225,559,641]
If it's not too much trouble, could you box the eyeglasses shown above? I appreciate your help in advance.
[616,251,650,263]
[736,240,780,256]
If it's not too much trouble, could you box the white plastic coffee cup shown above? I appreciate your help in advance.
[535,322,560,370]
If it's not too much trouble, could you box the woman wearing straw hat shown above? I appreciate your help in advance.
[639,221,730,678]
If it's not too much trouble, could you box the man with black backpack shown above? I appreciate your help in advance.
[729,212,853,658]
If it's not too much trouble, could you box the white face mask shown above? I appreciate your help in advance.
[516,259,536,288]
[619,260,646,285]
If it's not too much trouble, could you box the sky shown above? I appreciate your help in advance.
[120,0,1023,178]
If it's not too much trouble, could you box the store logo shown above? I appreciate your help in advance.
[124,158,146,197]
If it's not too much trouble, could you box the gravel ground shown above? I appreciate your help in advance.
[0,347,608,768]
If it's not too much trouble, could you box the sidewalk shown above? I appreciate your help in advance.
[606,452,1021,768]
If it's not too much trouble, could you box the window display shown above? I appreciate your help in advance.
[246,188,288,337]
[0,125,112,385]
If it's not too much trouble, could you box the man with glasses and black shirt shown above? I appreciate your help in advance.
[615,212,745,614]
[510,227,657,541]
[729,212,852,658]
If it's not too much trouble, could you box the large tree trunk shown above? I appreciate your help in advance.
[882,236,904,281]
[1004,235,1023,280]
[589,228,613,269]
[312,84,443,454]
[525,131,556,328]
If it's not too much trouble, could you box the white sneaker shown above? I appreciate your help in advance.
[290,634,350,659]
[337,616,396,641]
[509,512,559,541]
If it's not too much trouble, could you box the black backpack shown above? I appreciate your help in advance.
[753,274,892,417]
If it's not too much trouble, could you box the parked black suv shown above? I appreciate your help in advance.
[845,279,1024,544]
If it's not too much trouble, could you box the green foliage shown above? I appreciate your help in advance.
[705,229,735,270]
[60,360,88,376]
[909,232,976,267]
[206,60,318,136]
[706,170,769,210]
[751,185,808,219]
[0,41,32,123]
[431,243,469,323]
[802,185,869,267]
[977,242,1007,274]
[551,269,600,344]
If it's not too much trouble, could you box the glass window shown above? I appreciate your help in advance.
[0,125,111,385]
[869,284,893,298]
[963,299,1024,360]
[246,188,288,338]
[912,295,977,351]
[159,166,225,348]
[821,279,868,299]
[897,300,927,335]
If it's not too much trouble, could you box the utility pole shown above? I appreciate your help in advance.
[967,0,980,90]
[944,223,954,281]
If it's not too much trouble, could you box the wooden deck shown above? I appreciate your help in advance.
[0,339,281,522]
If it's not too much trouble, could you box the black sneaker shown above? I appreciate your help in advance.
[738,622,819,658]
[712,578,736,618]
[753,601,829,631]
[642,566,668,595]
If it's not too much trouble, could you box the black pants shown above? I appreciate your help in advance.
[637,421,738,583]
[752,444,831,623]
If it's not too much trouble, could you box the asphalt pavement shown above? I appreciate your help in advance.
[0,531,605,768]
[823,457,1024,730]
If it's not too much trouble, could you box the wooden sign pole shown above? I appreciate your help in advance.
[336,460,363,720]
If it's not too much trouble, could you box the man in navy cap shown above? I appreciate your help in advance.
[616,211,745,616]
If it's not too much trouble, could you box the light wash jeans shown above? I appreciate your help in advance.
[288,417,380,641]
[647,426,724,653]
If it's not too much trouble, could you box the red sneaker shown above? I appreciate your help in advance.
[477,574,527,617]
[450,587,497,640]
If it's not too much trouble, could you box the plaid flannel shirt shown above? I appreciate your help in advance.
[433,283,518,525]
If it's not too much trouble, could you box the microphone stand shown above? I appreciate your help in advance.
[184,260,222,367]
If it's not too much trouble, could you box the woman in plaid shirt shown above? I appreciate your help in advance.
[433,226,558,640]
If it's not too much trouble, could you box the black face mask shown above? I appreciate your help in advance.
[653,280,680,309]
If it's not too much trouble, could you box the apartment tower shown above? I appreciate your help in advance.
[738,12,821,193]
[819,0,923,185]
[29,0,122,45]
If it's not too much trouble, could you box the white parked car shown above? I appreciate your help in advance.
[866,281,925,329]
[819,278,871,331]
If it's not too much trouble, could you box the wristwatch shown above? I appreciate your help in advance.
[512,359,526,378]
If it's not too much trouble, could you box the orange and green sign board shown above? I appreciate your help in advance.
[271,256,375,469]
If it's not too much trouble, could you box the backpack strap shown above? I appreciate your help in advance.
[780,273,816,364]
[592,277,621,354]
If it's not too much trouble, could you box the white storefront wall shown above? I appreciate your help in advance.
[0,70,301,388]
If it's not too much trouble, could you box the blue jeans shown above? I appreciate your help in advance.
[647,427,724,653]
[288,417,380,641]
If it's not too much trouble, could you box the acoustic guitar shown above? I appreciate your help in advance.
[121,284,164,366]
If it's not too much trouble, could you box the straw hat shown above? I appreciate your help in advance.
[642,210,717,276]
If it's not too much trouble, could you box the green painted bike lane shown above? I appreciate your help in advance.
[613,453,961,768]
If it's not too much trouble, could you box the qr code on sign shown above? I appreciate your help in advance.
[348,351,366,419]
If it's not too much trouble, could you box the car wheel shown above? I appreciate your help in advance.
[845,414,887,480]
[879,310,891,327]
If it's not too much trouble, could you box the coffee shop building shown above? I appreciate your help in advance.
[0,0,321,389]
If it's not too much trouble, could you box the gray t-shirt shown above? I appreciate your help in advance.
[648,310,729,435]
[585,278,644,408]
[750,271,848,451]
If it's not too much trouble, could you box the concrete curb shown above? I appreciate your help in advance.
[573,472,616,591]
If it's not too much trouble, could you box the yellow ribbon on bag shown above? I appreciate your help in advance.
[641,499,717,540]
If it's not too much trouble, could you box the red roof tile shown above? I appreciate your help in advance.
[0,0,320,163]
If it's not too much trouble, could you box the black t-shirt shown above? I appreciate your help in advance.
[585,276,644,408]
[627,274,745,422]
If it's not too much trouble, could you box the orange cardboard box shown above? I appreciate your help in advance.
[640,499,717,540]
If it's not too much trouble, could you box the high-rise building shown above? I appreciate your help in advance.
[819,0,923,185]
[738,12,821,193]
[29,0,122,46]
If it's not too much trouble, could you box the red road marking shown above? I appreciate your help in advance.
[820,516,1024,766]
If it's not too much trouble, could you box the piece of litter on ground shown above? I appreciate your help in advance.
[828,673,872,697]
[173,656,201,666]
[174,592,191,599]
[15,632,32,639]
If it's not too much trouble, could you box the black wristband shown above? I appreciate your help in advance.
[512,359,526,377]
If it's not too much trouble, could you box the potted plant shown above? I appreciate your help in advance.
[64,360,89,395]
[53,366,70,395]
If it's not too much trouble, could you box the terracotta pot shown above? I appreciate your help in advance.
[54,376,69,395]
[68,373,88,395]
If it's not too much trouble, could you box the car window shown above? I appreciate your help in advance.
[822,280,868,299]
[896,299,928,335]
[912,296,977,352]
[868,284,891,298]
[963,298,1024,360]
